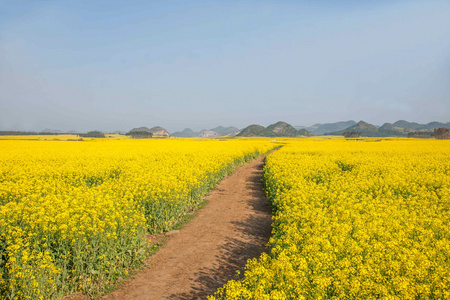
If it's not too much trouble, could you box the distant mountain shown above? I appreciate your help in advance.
[172,126,240,137]
[232,130,242,136]
[391,120,450,131]
[172,128,197,137]
[297,128,313,137]
[379,123,402,132]
[238,121,311,137]
[327,120,450,137]
[237,124,267,137]
[425,122,443,129]
[129,126,170,136]
[129,126,151,132]
[199,130,219,138]
[42,128,63,133]
[307,121,357,136]
[349,121,378,132]
[378,123,407,137]
[57,119,448,139]
[423,121,450,130]
[266,121,298,137]
[393,120,423,129]
[210,126,239,136]
[148,126,170,136]
[328,121,380,136]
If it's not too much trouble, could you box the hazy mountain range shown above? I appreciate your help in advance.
[173,120,450,138]
[171,126,240,137]
[11,120,449,138]
[326,120,450,137]
[237,121,312,137]
[304,120,357,135]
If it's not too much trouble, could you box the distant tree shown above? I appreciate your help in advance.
[80,131,105,138]
[126,131,153,138]
[0,131,54,136]
[407,132,434,138]
[343,131,361,138]
[435,128,450,139]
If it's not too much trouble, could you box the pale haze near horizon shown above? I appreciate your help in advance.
[0,0,449,133]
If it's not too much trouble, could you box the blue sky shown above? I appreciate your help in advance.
[1,0,449,132]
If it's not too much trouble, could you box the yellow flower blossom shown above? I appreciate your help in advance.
[212,138,450,299]
[0,138,275,299]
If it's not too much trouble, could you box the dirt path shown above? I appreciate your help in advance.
[103,155,272,299]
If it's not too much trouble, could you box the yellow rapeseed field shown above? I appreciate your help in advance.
[0,138,275,299]
[212,138,450,299]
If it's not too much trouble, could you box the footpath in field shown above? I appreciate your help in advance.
[103,155,272,300]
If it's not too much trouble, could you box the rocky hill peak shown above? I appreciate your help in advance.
[149,126,170,136]
[199,130,219,138]
[129,126,170,136]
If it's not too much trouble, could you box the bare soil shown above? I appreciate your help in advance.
[103,155,272,299]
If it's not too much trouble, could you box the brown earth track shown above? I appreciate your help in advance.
[102,155,272,299]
